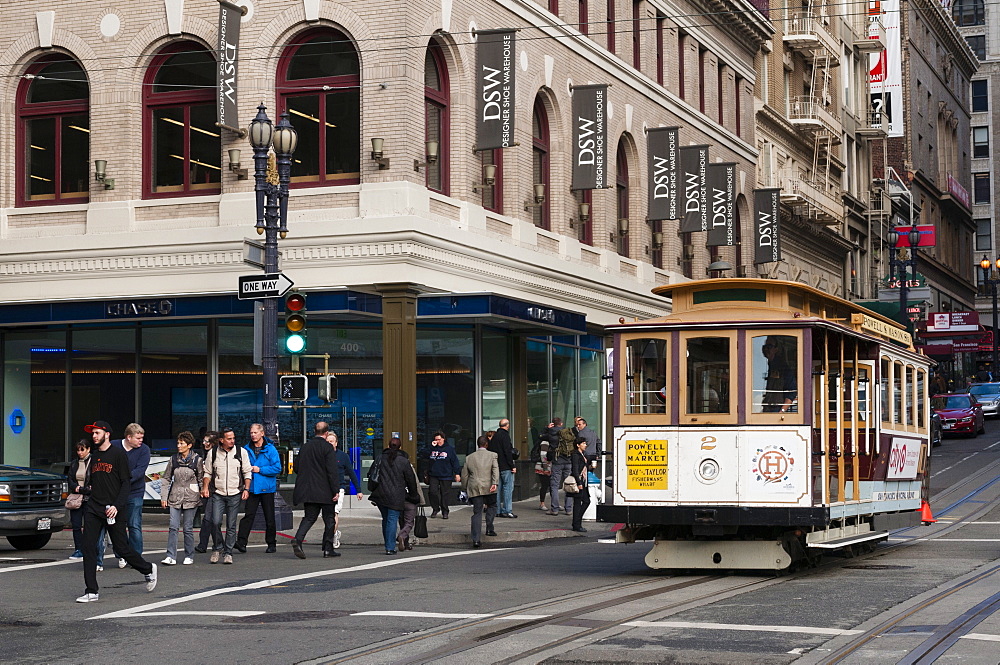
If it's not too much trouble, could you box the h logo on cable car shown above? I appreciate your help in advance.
[752,445,794,484]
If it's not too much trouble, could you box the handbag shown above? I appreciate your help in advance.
[534,461,551,475]
[562,475,579,494]
[65,493,84,510]
[367,455,382,491]
[413,506,429,539]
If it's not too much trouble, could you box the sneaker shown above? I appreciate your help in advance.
[486,530,498,537]
[333,530,341,549]
[547,510,559,516]
[539,504,547,511]
[223,554,233,565]
[96,565,104,572]
[161,556,176,566]
[68,550,83,560]
[145,564,157,592]
[118,558,127,569]
[210,551,220,564]
[75,593,99,603]
[182,557,194,565]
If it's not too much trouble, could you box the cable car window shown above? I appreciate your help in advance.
[916,369,926,427]
[751,334,798,413]
[686,337,729,413]
[625,338,666,414]
[893,361,904,424]
[692,288,767,304]
[881,357,890,423]
[906,366,916,427]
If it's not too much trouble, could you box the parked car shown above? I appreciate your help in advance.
[931,412,943,448]
[931,393,985,437]
[0,465,70,550]
[968,382,1000,418]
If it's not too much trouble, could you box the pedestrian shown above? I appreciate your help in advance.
[575,417,601,467]
[235,423,281,554]
[425,431,460,519]
[530,431,551,512]
[488,419,517,518]
[569,437,591,532]
[548,418,575,516]
[327,429,363,550]
[76,420,157,603]
[159,431,204,566]
[291,423,341,559]
[65,439,93,560]
[370,438,419,555]
[397,444,426,552]
[110,423,150,568]
[202,427,252,564]
[85,423,115,571]
[461,436,499,548]
[194,430,218,554]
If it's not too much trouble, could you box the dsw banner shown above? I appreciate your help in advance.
[706,163,736,247]
[571,85,608,190]
[647,127,679,221]
[754,188,782,264]
[217,0,242,130]
[476,29,516,150]
[678,145,709,233]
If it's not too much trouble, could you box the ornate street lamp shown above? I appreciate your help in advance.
[248,103,297,441]
[888,225,921,331]
[980,255,1000,376]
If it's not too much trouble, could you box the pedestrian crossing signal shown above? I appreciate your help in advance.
[279,374,307,401]
[318,374,338,403]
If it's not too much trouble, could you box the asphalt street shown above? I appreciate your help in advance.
[1,425,999,665]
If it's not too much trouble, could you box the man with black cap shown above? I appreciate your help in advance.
[77,421,157,602]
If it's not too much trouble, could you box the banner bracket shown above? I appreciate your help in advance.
[472,143,519,153]
[216,0,249,15]
[216,122,248,138]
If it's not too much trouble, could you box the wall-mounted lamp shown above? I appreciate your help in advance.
[652,231,663,249]
[228,149,248,179]
[579,202,590,223]
[617,218,630,235]
[473,163,497,193]
[524,183,546,211]
[414,140,439,171]
[93,159,114,190]
[371,138,390,169]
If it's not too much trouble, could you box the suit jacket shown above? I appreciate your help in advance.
[292,436,341,505]
[488,427,515,471]
[461,448,499,498]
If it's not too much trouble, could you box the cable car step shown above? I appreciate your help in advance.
[806,530,889,549]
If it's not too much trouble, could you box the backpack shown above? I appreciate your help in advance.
[556,428,576,458]
[367,454,383,491]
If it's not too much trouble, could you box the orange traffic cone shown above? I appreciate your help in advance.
[920,500,937,525]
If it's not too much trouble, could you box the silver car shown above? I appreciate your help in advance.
[969,382,1000,417]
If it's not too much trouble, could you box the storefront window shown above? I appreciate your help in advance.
[527,339,550,440]
[71,327,137,443]
[552,344,578,427]
[140,324,207,449]
[481,329,509,438]
[3,330,67,467]
[579,347,603,437]
[417,328,474,460]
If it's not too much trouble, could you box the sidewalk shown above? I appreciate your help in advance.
[141,497,611,548]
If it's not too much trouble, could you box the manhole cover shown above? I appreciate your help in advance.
[843,564,912,570]
[224,610,352,623]
[0,559,53,565]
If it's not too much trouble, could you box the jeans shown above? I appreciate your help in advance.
[70,507,85,552]
[549,459,573,512]
[236,492,276,548]
[470,494,496,542]
[197,497,214,550]
[428,476,452,515]
[499,469,515,515]
[124,495,144,555]
[82,505,152,594]
[166,506,196,559]
[294,503,337,552]
[377,506,401,552]
[572,488,591,530]
[210,493,243,555]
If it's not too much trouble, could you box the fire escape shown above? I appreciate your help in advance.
[782,1,844,225]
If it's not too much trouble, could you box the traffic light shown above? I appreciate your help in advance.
[279,374,307,401]
[318,374,338,403]
[284,292,307,354]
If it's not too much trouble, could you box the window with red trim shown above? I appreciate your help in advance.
[480,148,502,213]
[144,43,220,197]
[632,2,641,69]
[532,99,551,229]
[549,0,559,14]
[277,29,360,187]
[425,42,450,195]
[580,0,590,35]
[652,219,663,268]
[655,15,664,85]
[607,0,616,53]
[17,55,89,206]
[677,32,686,99]
[616,140,629,257]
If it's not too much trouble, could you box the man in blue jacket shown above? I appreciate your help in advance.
[106,422,150,568]
[235,423,281,553]
[425,431,461,519]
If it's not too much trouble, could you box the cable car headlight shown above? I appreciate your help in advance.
[697,458,720,483]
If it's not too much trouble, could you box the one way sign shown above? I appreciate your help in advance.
[238,273,294,300]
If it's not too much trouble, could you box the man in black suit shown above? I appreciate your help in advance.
[488,418,517,518]
[290,421,341,558]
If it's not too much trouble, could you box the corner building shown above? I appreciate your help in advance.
[0,0,770,470]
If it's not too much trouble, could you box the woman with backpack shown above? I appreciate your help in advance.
[548,419,576,516]
[160,431,205,565]
[368,438,419,555]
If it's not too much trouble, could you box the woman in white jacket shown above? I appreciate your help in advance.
[160,431,205,565]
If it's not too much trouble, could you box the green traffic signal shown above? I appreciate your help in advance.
[284,292,307,355]
[285,333,306,354]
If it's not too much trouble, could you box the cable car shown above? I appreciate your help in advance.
[597,279,932,570]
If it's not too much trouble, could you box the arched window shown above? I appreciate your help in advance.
[953,0,985,26]
[616,139,629,257]
[17,55,89,205]
[278,29,360,187]
[144,42,220,197]
[424,41,450,194]
[532,98,550,229]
